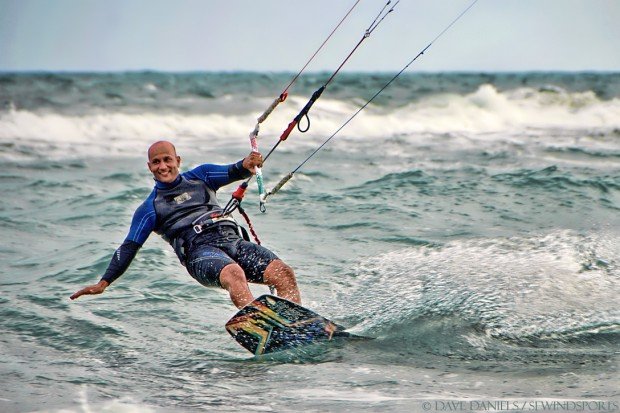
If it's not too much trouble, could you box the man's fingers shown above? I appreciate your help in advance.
[251,153,263,168]
[70,290,83,300]
[70,287,91,300]
[69,285,100,300]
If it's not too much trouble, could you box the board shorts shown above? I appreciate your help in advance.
[185,224,279,287]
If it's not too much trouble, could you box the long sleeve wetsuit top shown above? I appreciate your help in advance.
[101,160,250,284]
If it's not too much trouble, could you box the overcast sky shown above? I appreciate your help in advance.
[1,0,619,72]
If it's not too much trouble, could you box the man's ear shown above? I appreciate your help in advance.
[177,156,181,166]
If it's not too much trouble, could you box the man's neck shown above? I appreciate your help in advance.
[154,174,182,189]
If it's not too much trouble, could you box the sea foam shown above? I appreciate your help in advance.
[2,83,619,161]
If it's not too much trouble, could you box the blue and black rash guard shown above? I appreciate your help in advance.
[101,160,251,284]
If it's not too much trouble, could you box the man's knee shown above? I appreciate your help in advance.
[264,259,301,304]
[219,263,255,309]
[264,260,296,285]
[219,264,247,289]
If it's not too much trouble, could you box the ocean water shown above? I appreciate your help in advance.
[0,71,619,413]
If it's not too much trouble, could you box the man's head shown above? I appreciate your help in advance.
[147,141,181,183]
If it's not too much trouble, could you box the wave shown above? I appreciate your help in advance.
[1,83,619,161]
[334,230,620,360]
[492,165,620,192]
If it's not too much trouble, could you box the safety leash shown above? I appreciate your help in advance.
[231,182,262,245]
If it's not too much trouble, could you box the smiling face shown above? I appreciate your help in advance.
[147,141,181,183]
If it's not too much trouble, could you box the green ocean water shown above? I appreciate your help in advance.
[0,72,619,412]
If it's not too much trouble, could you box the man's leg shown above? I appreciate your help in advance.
[263,259,301,304]
[219,263,254,309]
[232,238,301,305]
[186,242,255,309]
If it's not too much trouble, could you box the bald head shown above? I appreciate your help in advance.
[147,141,182,183]
[148,140,177,161]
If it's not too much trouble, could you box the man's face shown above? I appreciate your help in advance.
[147,142,181,183]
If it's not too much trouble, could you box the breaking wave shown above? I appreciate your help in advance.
[1,72,619,161]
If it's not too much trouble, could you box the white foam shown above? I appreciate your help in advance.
[1,85,618,160]
[340,230,620,340]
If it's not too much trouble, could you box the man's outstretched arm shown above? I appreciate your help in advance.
[70,196,155,300]
[70,239,141,300]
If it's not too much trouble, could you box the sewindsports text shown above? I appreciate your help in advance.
[421,400,619,412]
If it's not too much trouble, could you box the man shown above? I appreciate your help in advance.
[70,140,301,309]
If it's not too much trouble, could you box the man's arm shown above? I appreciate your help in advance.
[188,152,262,190]
[70,195,156,300]
[69,240,142,300]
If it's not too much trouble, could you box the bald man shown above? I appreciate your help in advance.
[71,141,300,308]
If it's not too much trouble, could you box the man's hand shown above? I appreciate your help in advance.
[242,151,263,174]
[70,279,109,300]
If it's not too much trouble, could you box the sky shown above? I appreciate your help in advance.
[0,0,619,73]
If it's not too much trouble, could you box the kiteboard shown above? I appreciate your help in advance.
[225,294,363,355]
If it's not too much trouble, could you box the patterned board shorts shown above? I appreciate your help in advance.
[185,224,278,287]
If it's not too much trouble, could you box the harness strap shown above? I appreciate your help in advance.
[192,215,237,234]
